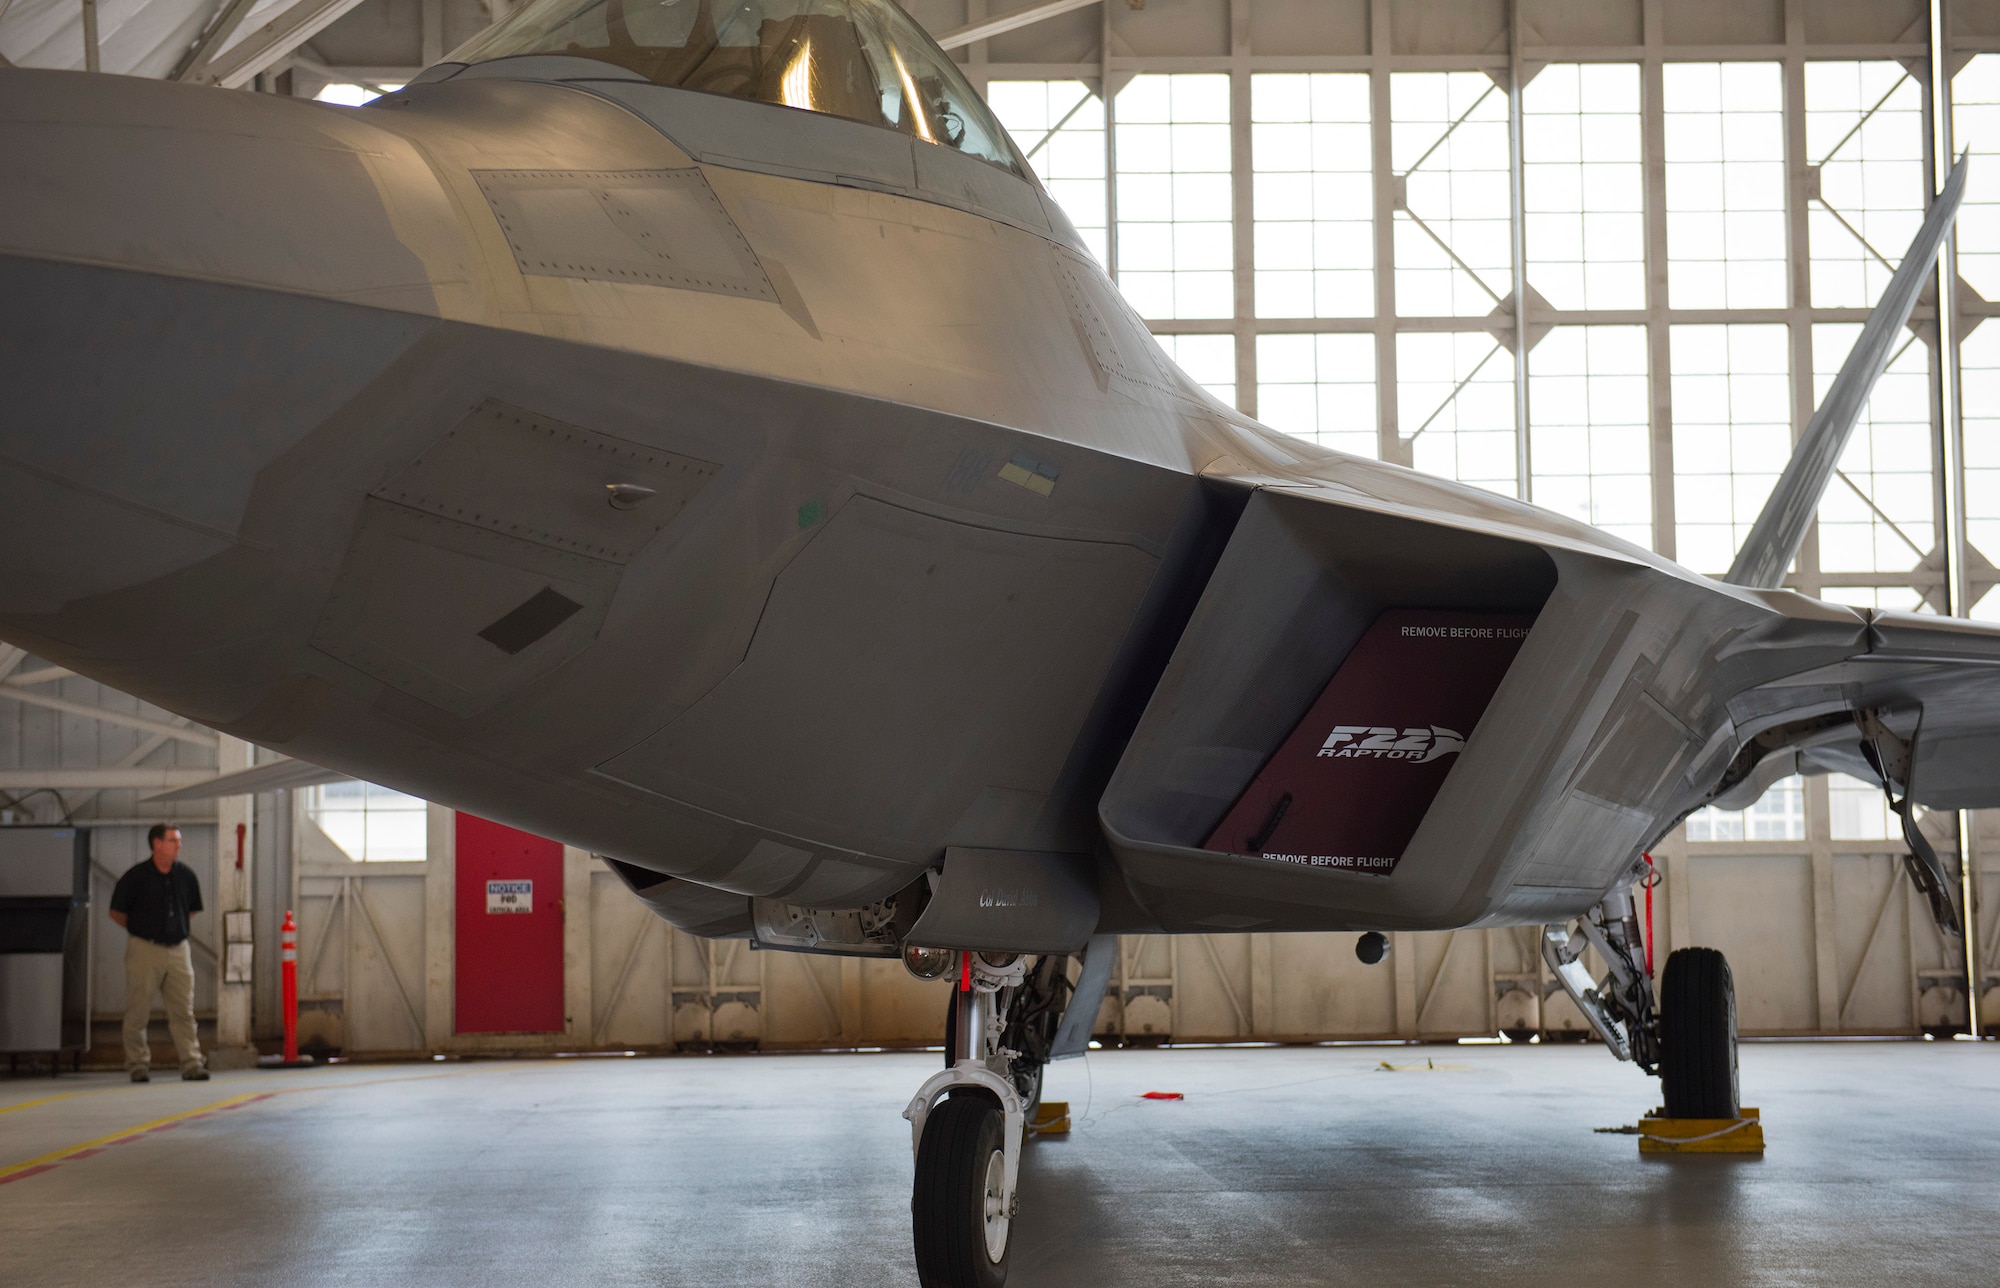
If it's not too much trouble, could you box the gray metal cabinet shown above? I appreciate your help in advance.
[0,826,91,1066]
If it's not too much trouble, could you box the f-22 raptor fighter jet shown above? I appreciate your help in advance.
[0,1,1979,1282]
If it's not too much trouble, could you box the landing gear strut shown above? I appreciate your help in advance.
[1543,879,1658,1070]
[904,951,1070,1288]
[1544,863,1738,1115]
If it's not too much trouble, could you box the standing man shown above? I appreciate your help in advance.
[110,824,209,1082]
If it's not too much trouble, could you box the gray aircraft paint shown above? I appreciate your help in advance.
[0,63,1990,948]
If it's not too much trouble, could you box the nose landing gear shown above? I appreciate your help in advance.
[903,951,1071,1288]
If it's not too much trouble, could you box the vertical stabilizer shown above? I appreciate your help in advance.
[1723,153,1969,589]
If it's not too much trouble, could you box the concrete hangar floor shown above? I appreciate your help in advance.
[1,1042,1993,1286]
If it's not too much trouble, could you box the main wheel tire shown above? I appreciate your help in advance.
[912,1094,1010,1288]
[1659,946,1739,1119]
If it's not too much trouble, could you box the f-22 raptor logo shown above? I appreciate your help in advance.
[1316,725,1465,764]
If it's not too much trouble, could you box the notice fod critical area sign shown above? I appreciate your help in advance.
[486,879,533,913]
[1203,608,1535,875]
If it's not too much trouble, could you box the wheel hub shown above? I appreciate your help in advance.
[981,1146,1009,1262]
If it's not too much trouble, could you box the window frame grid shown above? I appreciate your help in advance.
[961,22,1986,875]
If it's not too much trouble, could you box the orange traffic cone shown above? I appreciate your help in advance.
[258,910,315,1069]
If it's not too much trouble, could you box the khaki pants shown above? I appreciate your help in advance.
[123,937,203,1074]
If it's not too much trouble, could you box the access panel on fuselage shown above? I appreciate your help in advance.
[1203,609,1532,874]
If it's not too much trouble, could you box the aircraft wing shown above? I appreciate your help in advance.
[1711,606,2000,810]
[1683,604,2000,933]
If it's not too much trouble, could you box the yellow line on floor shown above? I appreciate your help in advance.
[0,1092,270,1182]
[0,1094,77,1117]
[0,1062,539,1186]
[271,1064,536,1096]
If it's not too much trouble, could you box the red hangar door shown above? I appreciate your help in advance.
[455,813,565,1034]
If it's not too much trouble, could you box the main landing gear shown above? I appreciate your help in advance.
[1543,862,1738,1117]
[902,950,1072,1288]
[1657,946,1739,1118]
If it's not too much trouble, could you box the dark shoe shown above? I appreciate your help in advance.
[181,1067,209,1082]
[130,1068,150,1083]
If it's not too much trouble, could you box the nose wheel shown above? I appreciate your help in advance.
[904,949,1071,1288]
[913,1094,1012,1288]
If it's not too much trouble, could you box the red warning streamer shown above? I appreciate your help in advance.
[1642,853,1657,977]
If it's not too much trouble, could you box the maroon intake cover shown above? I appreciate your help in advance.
[1202,608,1534,874]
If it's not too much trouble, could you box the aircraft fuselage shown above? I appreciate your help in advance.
[0,66,1899,940]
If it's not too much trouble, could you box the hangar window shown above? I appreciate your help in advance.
[1528,325,1651,548]
[1685,775,1805,842]
[1828,773,1906,841]
[1397,331,1515,495]
[1251,72,1373,319]
[1951,54,2000,301]
[1964,325,2000,621]
[1663,62,1787,309]
[449,0,1022,174]
[1805,62,1925,309]
[314,81,404,105]
[1256,333,1377,458]
[1522,63,1644,312]
[1114,74,1234,319]
[306,781,428,863]
[1390,71,1512,317]
[1669,323,1791,573]
[1818,586,1930,613]
[988,80,1107,266]
[1152,334,1236,407]
[1810,322,1932,580]
[1955,56,2000,623]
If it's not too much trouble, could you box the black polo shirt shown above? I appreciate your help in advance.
[110,860,203,947]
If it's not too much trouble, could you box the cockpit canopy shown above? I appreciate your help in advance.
[451,0,1024,175]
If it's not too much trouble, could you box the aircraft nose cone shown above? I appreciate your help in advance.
[0,69,442,623]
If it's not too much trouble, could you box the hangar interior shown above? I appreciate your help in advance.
[3,1,2000,1285]
[3,0,1996,1061]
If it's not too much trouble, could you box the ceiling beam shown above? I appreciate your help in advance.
[0,684,219,747]
[191,0,376,88]
[934,0,1105,51]
[7,666,74,686]
[175,0,262,82]
[0,769,219,791]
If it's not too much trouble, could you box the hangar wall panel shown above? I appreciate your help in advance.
[8,0,2000,1057]
[1685,853,1817,1033]
[1,658,1990,1060]
[272,822,1987,1056]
